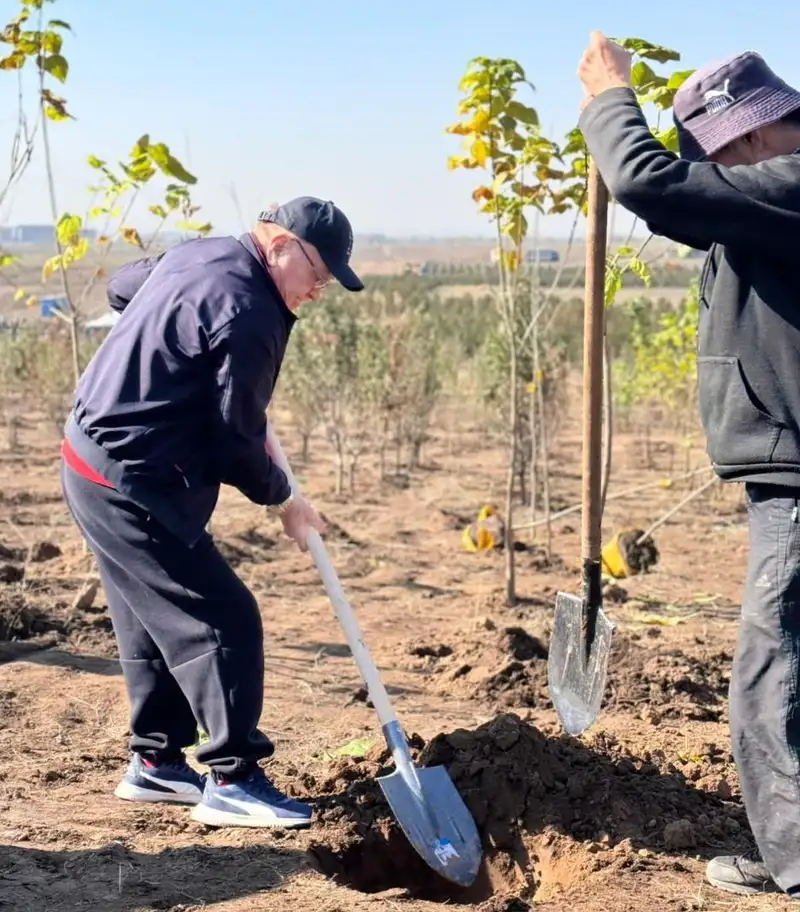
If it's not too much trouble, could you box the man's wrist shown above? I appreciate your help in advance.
[266,492,294,517]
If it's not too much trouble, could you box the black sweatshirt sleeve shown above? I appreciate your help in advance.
[208,314,291,506]
[578,87,800,257]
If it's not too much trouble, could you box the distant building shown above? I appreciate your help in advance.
[525,249,559,263]
[490,247,560,264]
[0,224,97,244]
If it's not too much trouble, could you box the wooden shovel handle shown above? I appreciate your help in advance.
[581,160,609,565]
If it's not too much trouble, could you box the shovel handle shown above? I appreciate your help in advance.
[581,159,609,570]
[265,424,399,730]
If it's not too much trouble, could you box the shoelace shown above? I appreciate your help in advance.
[230,771,293,804]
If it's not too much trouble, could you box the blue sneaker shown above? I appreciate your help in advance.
[114,752,205,805]
[190,767,312,828]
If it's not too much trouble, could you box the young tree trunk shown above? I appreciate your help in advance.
[332,435,345,495]
[505,326,519,607]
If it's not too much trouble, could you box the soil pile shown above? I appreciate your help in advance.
[607,636,732,722]
[289,713,748,904]
[403,620,732,722]
[404,620,551,710]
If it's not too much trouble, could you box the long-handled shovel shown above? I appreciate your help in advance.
[266,425,482,887]
[547,159,615,736]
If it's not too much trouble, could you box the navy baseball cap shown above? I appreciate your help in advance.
[673,51,800,161]
[257,196,363,292]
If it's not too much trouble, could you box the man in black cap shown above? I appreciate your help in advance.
[575,32,800,898]
[61,197,363,828]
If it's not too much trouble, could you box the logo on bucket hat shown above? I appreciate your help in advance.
[673,51,800,161]
[257,196,363,292]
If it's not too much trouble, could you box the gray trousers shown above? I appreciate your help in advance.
[733,483,800,895]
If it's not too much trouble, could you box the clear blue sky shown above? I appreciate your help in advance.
[2,0,799,239]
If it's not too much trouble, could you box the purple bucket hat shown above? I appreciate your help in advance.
[673,51,800,161]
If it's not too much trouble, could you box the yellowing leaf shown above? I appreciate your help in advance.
[0,51,25,71]
[468,109,491,133]
[471,186,493,203]
[56,213,81,246]
[14,288,25,301]
[42,255,61,282]
[500,249,519,272]
[148,204,167,219]
[25,295,37,308]
[121,226,143,248]
[471,139,488,167]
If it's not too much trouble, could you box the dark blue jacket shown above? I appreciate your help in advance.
[65,233,295,545]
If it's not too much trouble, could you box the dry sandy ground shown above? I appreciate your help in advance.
[0,392,788,912]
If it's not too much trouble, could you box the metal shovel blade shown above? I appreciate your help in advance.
[548,591,615,736]
[378,764,482,887]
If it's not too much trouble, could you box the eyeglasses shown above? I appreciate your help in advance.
[295,240,331,290]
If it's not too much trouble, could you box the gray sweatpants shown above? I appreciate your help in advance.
[733,483,800,895]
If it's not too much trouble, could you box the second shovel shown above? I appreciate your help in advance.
[547,159,615,736]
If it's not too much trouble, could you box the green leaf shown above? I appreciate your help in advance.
[331,737,375,759]
[506,100,539,127]
[147,143,197,184]
[175,219,212,234]
[631,60,665,92]
[40,31,62,55]
[47,19,72,30]
[668,69,695,89]
[628,256,652,286]
[87,154,105,169]
[148,204,167,219]
[42,53,68,82]
[611,37,680,64]
[655,125,680,154]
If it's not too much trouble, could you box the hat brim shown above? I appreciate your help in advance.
[327,259,364,292]
[679,85,800,161]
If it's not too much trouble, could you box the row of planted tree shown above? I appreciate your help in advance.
[0,2,702,604]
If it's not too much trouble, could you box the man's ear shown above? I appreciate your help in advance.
[269,232,292,255]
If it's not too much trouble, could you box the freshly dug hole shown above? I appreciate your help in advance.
[290,714,748,903]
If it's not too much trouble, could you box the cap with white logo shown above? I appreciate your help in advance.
[673,51,800,161]
[258,196,363,292]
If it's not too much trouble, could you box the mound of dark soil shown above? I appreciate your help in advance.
[404,619,731,722]
[289,714,747,904]
[404,622,552,711]
[607,637,731,722]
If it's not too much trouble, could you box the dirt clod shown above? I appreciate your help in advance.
[0,594,63,641]
[28,541,61,563]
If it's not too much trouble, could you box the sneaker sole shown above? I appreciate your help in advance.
[114,781,203,806]
[706,875,776,896]
[190,803,312,829]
